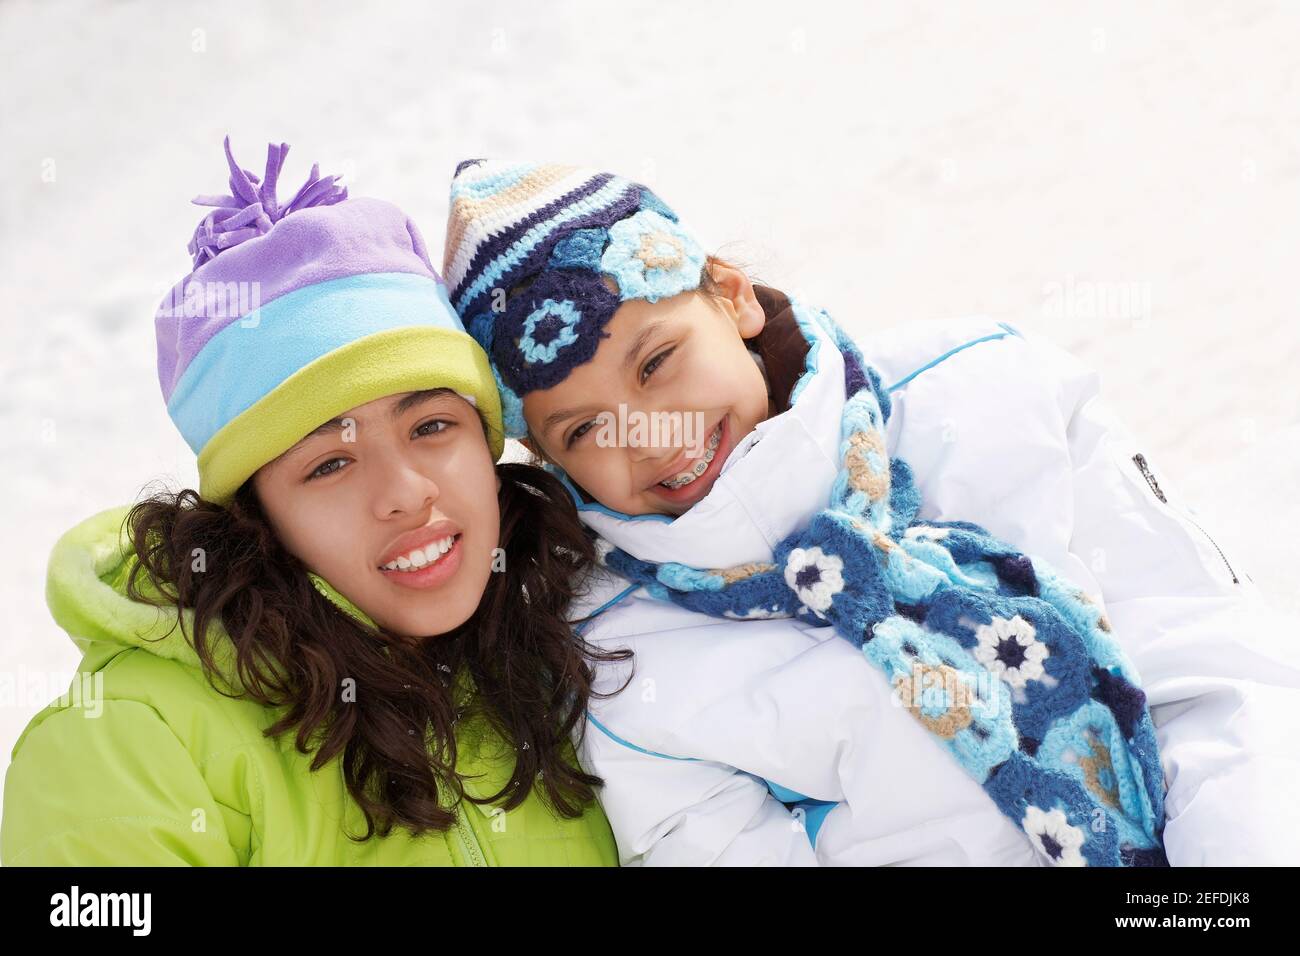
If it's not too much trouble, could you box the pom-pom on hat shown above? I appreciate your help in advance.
[441,160,708,439]
[156,137,504,504]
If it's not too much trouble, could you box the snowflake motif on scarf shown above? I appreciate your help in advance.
[593,301,1170,867]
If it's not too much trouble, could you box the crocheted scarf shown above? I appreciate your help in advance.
[595,304,1170,867]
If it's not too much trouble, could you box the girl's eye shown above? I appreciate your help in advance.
[308,458,348,481]
[566,419,597,449]
[415,418,453,437]
[640,346,675,384]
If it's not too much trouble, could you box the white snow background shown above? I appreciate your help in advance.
[2,1,1298,799]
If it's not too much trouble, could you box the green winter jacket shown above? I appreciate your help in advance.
[1,506,619,866]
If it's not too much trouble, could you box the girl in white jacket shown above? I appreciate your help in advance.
[440,159,1300,866]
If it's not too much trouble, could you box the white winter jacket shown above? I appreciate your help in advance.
[563,289,1300,866]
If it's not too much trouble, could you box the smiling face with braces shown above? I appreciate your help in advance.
[521,261,774,517]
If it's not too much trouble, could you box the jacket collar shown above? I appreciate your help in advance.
[560,287,847,567]
[308,572,378,629]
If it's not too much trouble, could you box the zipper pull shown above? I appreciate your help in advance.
[1131,453,1167,503]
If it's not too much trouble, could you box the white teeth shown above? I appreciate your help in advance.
[381,535,457,571]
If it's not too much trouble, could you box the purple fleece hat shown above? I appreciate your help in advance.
[154,136,504,503]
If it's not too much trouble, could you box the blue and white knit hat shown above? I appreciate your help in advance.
[441,160,709,438]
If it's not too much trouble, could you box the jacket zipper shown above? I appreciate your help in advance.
[452,803,487,866]
[1132,453,1239,584]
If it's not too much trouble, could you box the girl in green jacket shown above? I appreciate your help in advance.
[0,138,627,866]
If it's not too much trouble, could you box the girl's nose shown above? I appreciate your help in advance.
[373,461,441,519]
[625,406,688,462]
[627,441,659,463]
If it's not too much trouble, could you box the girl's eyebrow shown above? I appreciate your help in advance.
[622,319,669,374]
[297,417,347,444]
[542,321,671,437]
[392,387,458,417]
[542,403,598,437]
[288,388,459,453]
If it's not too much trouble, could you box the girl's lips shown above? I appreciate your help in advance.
[647,416,731,507]
[377,519,461,568]
[379,534,464,590]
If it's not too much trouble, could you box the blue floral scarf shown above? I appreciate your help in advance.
[594,304,1170,867]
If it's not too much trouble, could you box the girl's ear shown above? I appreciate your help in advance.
[707,259,765,339]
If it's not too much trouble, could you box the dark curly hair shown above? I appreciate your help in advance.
[123,453,632,841]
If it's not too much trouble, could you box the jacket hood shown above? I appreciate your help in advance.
[48,506,210,672]
[46,505,377,693]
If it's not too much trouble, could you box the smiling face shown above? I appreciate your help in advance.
[252,389,500,639]
[522,262,773,517]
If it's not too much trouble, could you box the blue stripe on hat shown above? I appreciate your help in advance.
[449,162,540,201]
[167,271,463,454]
[450,172,616,308]
[453,176,633,316]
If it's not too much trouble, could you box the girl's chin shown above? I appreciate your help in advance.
[380,603,477,641]
[639,494,695,517]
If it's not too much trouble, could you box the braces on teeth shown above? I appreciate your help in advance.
[381,535,457,571]
[660,424,723,490]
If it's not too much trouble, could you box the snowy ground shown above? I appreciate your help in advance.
[2,1,1298,795]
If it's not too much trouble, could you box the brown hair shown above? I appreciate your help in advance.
[124,455,632,841]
